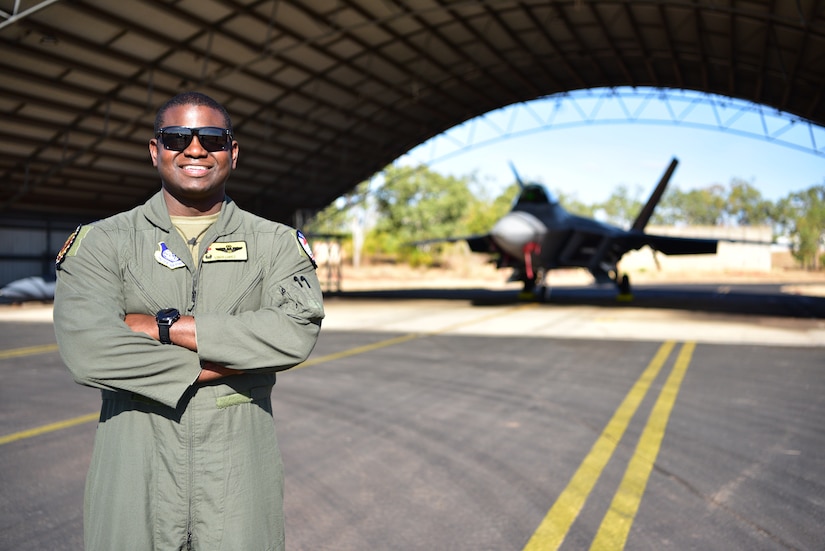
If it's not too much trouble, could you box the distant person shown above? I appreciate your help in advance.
[53,91,324,551]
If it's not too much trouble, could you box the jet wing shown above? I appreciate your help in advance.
[629,233,719,256]
[412,234,497,254]
[465,234,497,253]
[554,231,720,285]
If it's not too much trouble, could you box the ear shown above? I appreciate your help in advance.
[230,141,239,169]
[149,138,160,167]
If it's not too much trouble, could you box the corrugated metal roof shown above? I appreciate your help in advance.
[2,0,823,223]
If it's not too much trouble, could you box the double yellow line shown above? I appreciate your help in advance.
[523,340,695,551]
[1,319,696,551]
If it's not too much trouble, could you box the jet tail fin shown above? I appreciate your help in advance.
[631,157,678,232]
[509,162,526,189]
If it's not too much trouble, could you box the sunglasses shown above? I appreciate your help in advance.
[156,126,233,152]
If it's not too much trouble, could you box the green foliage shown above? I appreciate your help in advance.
[304,180,371,236]
[727,178,773,225]
[782,185,825,269]
[365,164,512,265]
[654,184,727,225]
[476,183,519,231]
[555,189,597,217]
[595,184,644,226]
[373,165,470,240]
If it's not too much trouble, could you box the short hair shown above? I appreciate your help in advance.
[154,92,233,133]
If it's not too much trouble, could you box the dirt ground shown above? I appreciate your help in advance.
[316,256,825,297]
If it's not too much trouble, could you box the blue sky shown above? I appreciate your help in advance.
[401,89,825,205]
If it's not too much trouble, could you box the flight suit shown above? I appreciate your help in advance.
[53,191,324,551]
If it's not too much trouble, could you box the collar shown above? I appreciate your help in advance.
[143,191,243,237]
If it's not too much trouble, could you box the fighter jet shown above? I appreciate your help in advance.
[443,157,723,296]
[0,276,56,304]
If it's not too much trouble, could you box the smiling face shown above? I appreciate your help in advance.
[149,103,239,216]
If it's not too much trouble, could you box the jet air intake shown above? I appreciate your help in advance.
[490,211,547,259]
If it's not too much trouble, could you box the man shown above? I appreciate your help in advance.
[53,92,324,551]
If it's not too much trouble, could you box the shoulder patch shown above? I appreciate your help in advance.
[296,230,317,269]
[55,225,92,269]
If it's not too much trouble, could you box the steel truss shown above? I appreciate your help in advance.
[411,87,825,165]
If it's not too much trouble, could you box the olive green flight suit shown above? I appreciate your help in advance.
[53,192,324,551]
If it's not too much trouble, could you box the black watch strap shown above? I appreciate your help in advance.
[158,323,173,345]
[156,308,180,345]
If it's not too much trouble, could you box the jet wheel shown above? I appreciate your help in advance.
[619,274,631,294]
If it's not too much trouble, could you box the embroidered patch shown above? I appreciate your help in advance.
[55,225,92,269]
[216,392,253,409]
[154,242,186,269]
[203,241,248,262]
[296,230,317,268]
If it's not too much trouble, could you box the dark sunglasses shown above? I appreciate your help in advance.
[156,126,233,152]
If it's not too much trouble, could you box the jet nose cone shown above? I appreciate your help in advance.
[490,211,546,258]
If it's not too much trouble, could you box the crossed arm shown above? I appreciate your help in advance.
[124,313,241,382]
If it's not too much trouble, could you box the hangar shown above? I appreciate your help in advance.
[1,0,824,282]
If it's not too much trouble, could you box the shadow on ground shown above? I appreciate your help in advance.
[325,282,825,319]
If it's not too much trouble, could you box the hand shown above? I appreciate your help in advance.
[198,361,242,382]
[125,312,198,350]
[124,313,158,339]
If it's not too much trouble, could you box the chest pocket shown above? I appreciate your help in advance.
[200,264,264,314]
[123,264,183,315]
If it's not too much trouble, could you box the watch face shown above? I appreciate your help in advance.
[157,308,180,323]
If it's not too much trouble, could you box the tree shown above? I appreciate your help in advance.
[726,178,772,225]
[554,189,597,218]
[305,180,371,236]
[595,184,643,227]
[654,184,727,225]
[783,185,825,269]
[373,164,472,238]
[368,164,479,264]
[465,181,517,234]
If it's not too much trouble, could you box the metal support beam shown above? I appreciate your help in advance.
[0,0,62,31]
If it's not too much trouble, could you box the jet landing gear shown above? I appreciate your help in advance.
[616,273,633,302]
[517,269,548,302]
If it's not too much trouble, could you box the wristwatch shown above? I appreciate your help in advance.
[156,308,180,345]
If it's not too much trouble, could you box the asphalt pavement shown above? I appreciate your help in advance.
[1,284,823,550]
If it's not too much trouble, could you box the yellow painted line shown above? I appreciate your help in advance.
[0,413,99,446]
[590,342,695,550]
[2,304,536,446]
[0,343,59,361]
[522,341,676,551]
[295,333,422,369]
[295,303,539,370]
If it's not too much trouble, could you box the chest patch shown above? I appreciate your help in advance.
[154,242,186,269]
[203,241,248,262]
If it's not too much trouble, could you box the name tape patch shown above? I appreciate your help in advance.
[203,241,248,262]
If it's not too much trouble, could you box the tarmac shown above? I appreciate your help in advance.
[1,279,824,550]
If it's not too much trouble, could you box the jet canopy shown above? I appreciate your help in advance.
[515,184,555,206]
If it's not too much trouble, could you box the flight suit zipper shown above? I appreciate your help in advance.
[188,240,207,314]
[186,407,195,549]
[184,234,217,546]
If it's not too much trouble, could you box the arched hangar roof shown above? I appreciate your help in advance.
[2,0,824,223]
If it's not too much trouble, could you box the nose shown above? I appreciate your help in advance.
[183,135,208,156]
[490,211,547,258]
